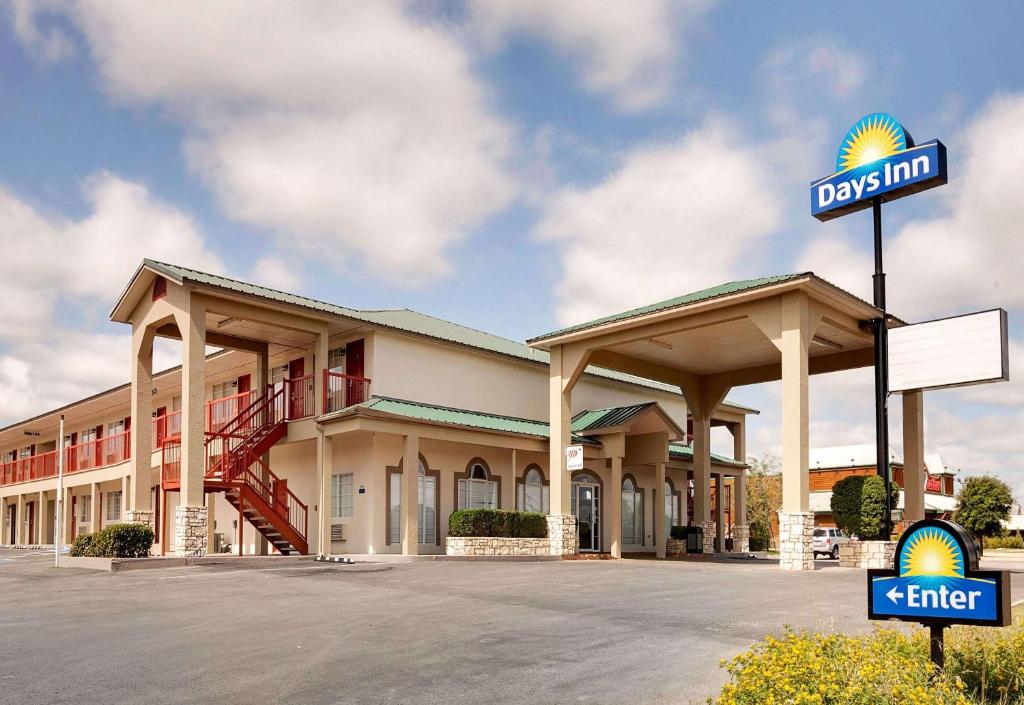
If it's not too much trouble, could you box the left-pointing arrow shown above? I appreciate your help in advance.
[886,585,904,604]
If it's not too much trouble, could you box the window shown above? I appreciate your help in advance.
[388,459,437,545]
[458,462,497,510]
[328,346,345,372]
[78,496,91,524]
[664,480,680,540]
[516,466,549,513]
[332,473,353,519]
[106,491,122,522]
[211,381,236,399]
[106,420,126,464]
[270,364,288,387]
[621,476,644,545]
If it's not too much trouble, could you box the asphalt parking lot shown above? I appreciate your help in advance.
[0,549,1020,705]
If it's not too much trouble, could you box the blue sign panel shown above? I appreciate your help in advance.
[868,519,1010,627]
[811,113,947,221]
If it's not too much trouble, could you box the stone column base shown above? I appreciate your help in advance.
[174,506,209,557]
[546,514,578,556]
[124,509,154,527]
[699,520,716,554]
[732,524,750,553]
[778,512,815,570]
[838,541,896,569]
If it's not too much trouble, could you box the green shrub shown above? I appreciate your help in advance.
[69,532,97,557]
[712,628,969,705]
[69,524,154,558]
[984,534,1024,550]
[447,509,546,538]
[745,522,770,549]
[713,612,1024,705]
[956,476,1015,552]
[830,474,899,540]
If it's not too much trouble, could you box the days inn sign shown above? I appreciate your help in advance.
[811,113,947,221]
[868,519,1010,628]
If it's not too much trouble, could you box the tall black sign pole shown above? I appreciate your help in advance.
[871,196,892,538]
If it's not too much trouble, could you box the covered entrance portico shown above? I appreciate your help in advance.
[530,274,928,570]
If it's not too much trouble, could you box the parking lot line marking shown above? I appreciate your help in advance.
[156,564,354,579]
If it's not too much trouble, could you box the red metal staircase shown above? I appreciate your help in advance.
[161,387,308,555]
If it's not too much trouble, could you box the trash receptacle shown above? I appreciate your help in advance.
[686,526,703,553]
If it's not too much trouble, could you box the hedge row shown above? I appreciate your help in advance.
[448,509,547,538]
[70,523,154,558]
[984,533,1024,550]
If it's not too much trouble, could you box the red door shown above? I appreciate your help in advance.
[27,501,35,544]
[287,358,305,419]
[155,407,167,445]
[346,339,365,405]
[7,504,15,544]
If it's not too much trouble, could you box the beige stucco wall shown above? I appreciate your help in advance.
[370,331,689,426]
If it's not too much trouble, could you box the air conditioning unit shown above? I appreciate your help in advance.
[330,524,345,543]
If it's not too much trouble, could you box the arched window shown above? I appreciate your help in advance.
[664,479,681,540]
[458,459,498,509]
[388,455,438,546]
[621,475,644,545]
[516,465,549,513]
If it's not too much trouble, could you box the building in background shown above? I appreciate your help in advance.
[808,444,958,528]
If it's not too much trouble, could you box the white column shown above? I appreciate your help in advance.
[401,434,419,556]
[15,495,25,545]
[37,491,46,544]
[733,472,749,552]
[691,415,712,525]
[317,430,333,556]
[176,296,208,557]
[655,461,667,558]
[902,391,926,524]
[778,293,814,571]
[548,346,573,516]
[128,325,153,524]
[314,329,328,417]
[715,474,726,553]
[609,457,622,558]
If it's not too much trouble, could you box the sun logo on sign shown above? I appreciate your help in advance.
[900,527,964,578]
[836,113,908,172]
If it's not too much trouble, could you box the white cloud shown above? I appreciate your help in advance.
[536,118,783,324]
[763,37,866,107]
[5,0,76,65]
[798,94,1024,321]
[0,173,223,424]
[249,255,302,294]
[43,1,515,286]
[467,0,713,112]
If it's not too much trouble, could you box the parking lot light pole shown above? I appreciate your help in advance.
[55,415,64,567]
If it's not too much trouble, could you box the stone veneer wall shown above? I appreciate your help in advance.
[444,514,579,557]
[446,537,553,557]
[839,541,896,569]
[174,506,208,557]
[665,538,687,557]
[124,509,154,527]
[732,525,751,553]
[778,511,815,571]
[699,520,717,554]
[546,514,578,556]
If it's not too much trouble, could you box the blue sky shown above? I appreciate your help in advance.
[1,2,1022,497]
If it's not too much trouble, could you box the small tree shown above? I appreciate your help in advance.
[831,475,899,540]
[954,475,1013,554]
[745,452,781,550]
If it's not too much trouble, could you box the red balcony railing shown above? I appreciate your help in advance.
[207,389,260,432]
[153,410,181,446]
[323,370,371,413]
[0,430,131,488]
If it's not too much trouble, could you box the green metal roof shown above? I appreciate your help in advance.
[328,396,596,444]
[571,403,656,432]
[668,442,747,468]
[141,259,745,402]
[528,274,807,343]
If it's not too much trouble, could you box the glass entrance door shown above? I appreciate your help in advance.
[574,482,600,552]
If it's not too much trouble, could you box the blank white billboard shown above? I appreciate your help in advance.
[888,309,1009,393]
